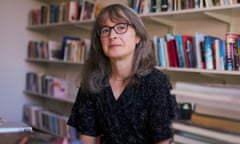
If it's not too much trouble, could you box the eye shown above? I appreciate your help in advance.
[115,24,127,32]
[101,27,110,34]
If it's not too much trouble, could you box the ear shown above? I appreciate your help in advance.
[135,35,140,45]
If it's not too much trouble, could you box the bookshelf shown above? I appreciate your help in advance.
[24,0,240,141]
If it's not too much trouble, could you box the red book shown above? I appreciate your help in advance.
[167,39,179,67]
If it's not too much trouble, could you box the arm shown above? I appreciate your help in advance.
[80,135,97,144]
[156,138,172,144]
[147,71,178,143]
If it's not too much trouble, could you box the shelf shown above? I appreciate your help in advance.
[24,90,74,104]
[156,66,240,76]
[28,5,240,31]
[26,58,84,65]
[27,20,95,32]
[141,4,240,27]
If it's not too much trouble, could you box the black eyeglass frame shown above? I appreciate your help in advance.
[97,23,133,37]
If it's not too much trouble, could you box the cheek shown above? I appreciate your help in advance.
[100,39,109,54]
[124,34,138,49]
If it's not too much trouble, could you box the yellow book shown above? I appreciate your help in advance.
[191,113,240,134]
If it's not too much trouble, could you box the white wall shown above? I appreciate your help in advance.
[0,0,36,121]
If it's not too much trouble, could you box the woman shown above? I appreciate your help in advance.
[68,3,178,144]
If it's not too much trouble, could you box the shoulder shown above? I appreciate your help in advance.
[143,68,170,86]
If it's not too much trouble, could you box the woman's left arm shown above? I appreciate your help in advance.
[156,138,172,144]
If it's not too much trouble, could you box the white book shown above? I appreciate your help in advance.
[173,131,227,144]
[171,121,240,144]
[171,89,240,112]
[175,82,240,96]
[0,121,32,133]
[174,133,208,144]
[195,104,240,121]
[48,40,61,60]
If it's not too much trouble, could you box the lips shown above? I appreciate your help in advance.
[109,44,121,48]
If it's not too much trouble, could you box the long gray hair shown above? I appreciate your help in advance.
[80,3,156,93]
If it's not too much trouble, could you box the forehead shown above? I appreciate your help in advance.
[100,11,130,26]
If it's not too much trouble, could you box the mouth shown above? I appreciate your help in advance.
[109,44,121,48]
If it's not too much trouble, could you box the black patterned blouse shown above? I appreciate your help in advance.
[67,68,178,144]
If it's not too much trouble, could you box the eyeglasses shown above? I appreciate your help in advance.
[97,23,132,37]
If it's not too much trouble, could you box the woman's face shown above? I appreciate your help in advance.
[100,18,140,61]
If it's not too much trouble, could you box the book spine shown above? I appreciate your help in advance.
[175,35,185,67]
[225,33,238,71]
[204,36,215,69]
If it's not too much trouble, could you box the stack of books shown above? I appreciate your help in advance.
[170,82,240,144]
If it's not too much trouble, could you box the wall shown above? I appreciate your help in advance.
[0,0,38,121]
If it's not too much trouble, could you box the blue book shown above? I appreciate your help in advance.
[219,39,225,70]
[174,35,185,67]
[157,37,167,67]
[204,35,218,69]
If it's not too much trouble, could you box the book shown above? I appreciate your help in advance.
[59,1,68,22]
[174,82,240,96]
[80,0,96,21]
[153,36,160,66]
[174,34,185,67]
[67,0,78,22]
[60,36,80,60]
[0,121,32,133]
[167,38,179,67]
[225,33,240,70]
[214,38,225,70]
[194,104,240,121]
[52,77,68,98]
[191,113,240,134]
[171,120,240,143]
[194,32,206,69]
[173,131,226,144]
[157,37,167,67]
[171,82,240,112]
[204,35,219,69]
[47,40,61,60]
[171,89,240,112]
[182,35,193,67]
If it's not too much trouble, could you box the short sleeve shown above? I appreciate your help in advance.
[146,71,178,142]
[67,88,100,136]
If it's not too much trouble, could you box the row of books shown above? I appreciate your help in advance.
[23,104,80,141]
[170,82,240,143]
[27,40,61,60]
[27,36,91,63]
[29,0,99,25]
[26,72,68,98]
[128,0,240,14]
[153,32,240,71]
